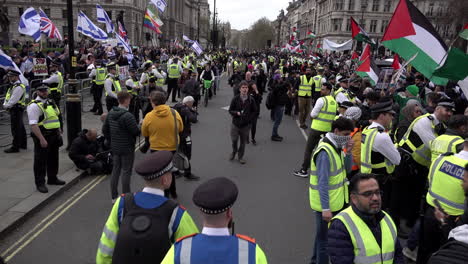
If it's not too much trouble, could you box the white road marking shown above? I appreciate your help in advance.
[295,119,308,141]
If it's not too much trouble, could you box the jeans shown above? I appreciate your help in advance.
[110,152,134,199]
[272,106,284,137]
[298,96,312,127]
[230,124,249,159]
[311,211,330,264]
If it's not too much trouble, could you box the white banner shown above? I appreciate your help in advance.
[322,39,353,51]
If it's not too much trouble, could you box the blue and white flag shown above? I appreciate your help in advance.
[18,7,41,42]
[77,11,108,41]
[0,49,30,89]
[151,0,167,13]
[183,35,194,44]
[116,34,132,54]
[191,41,203,56]
[96,4,115,34]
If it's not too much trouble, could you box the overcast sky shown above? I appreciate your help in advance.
[207,0,289,30]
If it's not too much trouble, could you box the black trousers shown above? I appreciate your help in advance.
[179,136,192,176]
[91,84,104,114]
[250,115,259,141]
[9,106,27,149]
[49,90,61,108]
[32,130,60,186]
[105,96,119,112]
[129,96,140,123]
[301,129,326,171]
[167,78,179,102]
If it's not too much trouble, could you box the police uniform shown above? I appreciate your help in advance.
[97,151,199,264]
[89,60,106,115]
[161,177,268,264]
[27,85,65,193]
[3,70,27,153]
[42,60,63,107]
[125,68,141,123]
[298,74,314,128]
[104,62,122,112]
[167,58,182,102]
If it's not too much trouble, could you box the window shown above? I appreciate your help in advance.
[372,0,380,12]
[335,0,344,10]
[384,1,391,12]
[62,9,67,18]
[427,3,434,16]
[332,18,343,32]
[370,20,377,33]
[105,0,112,3]
[18,7,24,16]
[348,0,355,11]
[44,8,50,17]
[381,20,388,32]
[346,18,351,31]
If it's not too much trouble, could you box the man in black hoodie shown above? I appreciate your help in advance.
[68,128,103,174]
[103,91,140,202]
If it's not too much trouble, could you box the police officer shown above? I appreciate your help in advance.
[361,101,401,208]
[104,62,122,112]
[430,114,467,162]
[328,173,405,264]
[312,68,325,99]
[27,85,65,193]
[125,68,141,122]
[297,67,314,129]
[161,177,268,263]
[139,62,153,89]
[3,70,27,153]
[152,60,167,88]
[89,60,106,115]
[334,78,351,104]
[294,82,337,178]
[417,140,468,264]
[97,151,199,264]
[167,57,182,102]
[42,59,63,107]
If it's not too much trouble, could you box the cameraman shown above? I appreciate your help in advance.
[69,128,104,174]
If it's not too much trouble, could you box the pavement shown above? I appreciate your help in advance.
[0,75,317,263]
[0,91,106,237]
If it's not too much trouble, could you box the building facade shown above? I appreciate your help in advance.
[1,0,210,47]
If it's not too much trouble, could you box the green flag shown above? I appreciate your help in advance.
[432,47,468,81]
[460,23,468,40]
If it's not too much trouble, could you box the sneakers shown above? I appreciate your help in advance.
[271,135,283,142]
[238,158,246,164]
[229,152,236,160]
[251,139,257,145]
[403,247,418,262]
[293,169,308,178]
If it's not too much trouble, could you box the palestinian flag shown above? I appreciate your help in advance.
[432,47,468,81]
[351,17,375,44]
[351,51,359,61]
[358,43,371,65]
[381,0,448,85]
[392,53,402,70]
[460,23,468,40]
[307,30,316,39]
[356,57,380,86]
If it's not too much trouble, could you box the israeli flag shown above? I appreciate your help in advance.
[151,0,167,13]
[77,11,108,41]
[0,48,30,90]
[191,41,203,56]
[116,34,132,54]
[96,4,115,34]
[183,35,194,44]
[18,7,41,42]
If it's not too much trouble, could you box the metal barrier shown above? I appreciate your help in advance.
[75,71,89,80]
[0,83,9,118]
[78,78,93,112]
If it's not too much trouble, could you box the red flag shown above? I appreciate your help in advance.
[351,51,359,60]
[392,54,402,70]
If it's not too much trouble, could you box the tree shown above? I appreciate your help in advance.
[245,17,275,50]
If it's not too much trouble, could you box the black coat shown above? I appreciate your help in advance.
[182,78,200,97]
[68,130,99,169]
[173,103,197,138]
[102,107,140,155]
[271,82,290,106]
[228,95,258,128]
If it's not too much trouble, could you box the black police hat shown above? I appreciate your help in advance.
[339,101,354,109]
[437,99,456,112]
[36,84,49,91]
[370,100,396,114]
[339,78,348,83]
[106,62,117,69]
[129,68,137,73]
[193,177,238,215]
[6,70,21,77]
[135,151,176,180]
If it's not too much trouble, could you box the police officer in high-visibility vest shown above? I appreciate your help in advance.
[89,60,106,115]
[297,67,314,129]
[161,177,268,264]
[125,68,141,123]
[308,117,355,264]
[417,140,468,264]
[334,78,351,104]
[328,173,405,264]
[294,83,337,178]
[152,60,167,88]
[395,98,454,225]
[27,85,65,193]
[361,101,401,209]
[104,62,122,112]
[167,57,182,103]
[97,151,199,264]
[2,70,27,153]
[42,59,63,107]
[312,68,325,99]
[430,114,467,162]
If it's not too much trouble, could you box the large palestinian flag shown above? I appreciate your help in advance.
[381,0,448,85]
[356,57,380,86]
[351,17,375,45]
[359,43,371,63]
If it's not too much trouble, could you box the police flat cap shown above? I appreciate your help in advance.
[36,84,49,91]
[6,70,21,77]
[106,62,117,69]
[437,99,456,112]
[129,68,137,73]
[339,78,348,83]
[135,151,175,180]
[370,100,396,114]
[193,177,238,215]
[339,101,354,109]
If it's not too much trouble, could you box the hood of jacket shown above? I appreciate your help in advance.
[109,106,128,121]
[152,104,171,117]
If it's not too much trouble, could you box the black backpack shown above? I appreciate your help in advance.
[427,239,468,264]
[265,91,275,110]
[112,193,178,264]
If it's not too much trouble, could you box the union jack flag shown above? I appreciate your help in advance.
[39,9,62,40]
[118,21,128,43]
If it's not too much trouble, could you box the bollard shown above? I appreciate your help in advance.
[65,79,82,150]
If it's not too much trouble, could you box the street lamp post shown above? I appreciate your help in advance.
[197,0,200,42]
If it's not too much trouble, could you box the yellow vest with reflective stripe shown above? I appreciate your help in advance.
[105,75,122,96]
[168,64,181,79]
[361,126,396,174]
[31,100,61,129]
[49,72,63,93]
[426,154,466,216]
[332,207,397,264]
[309,140,348,212]
[333,87,344,98]
[5,83,26,106]
[126,79,139,95]
[430,134,464,162]
[398,113,436,167]
[311,95,337,132]
[313,75,322,92]
[299,75,313,97]
[94,67,107,85]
